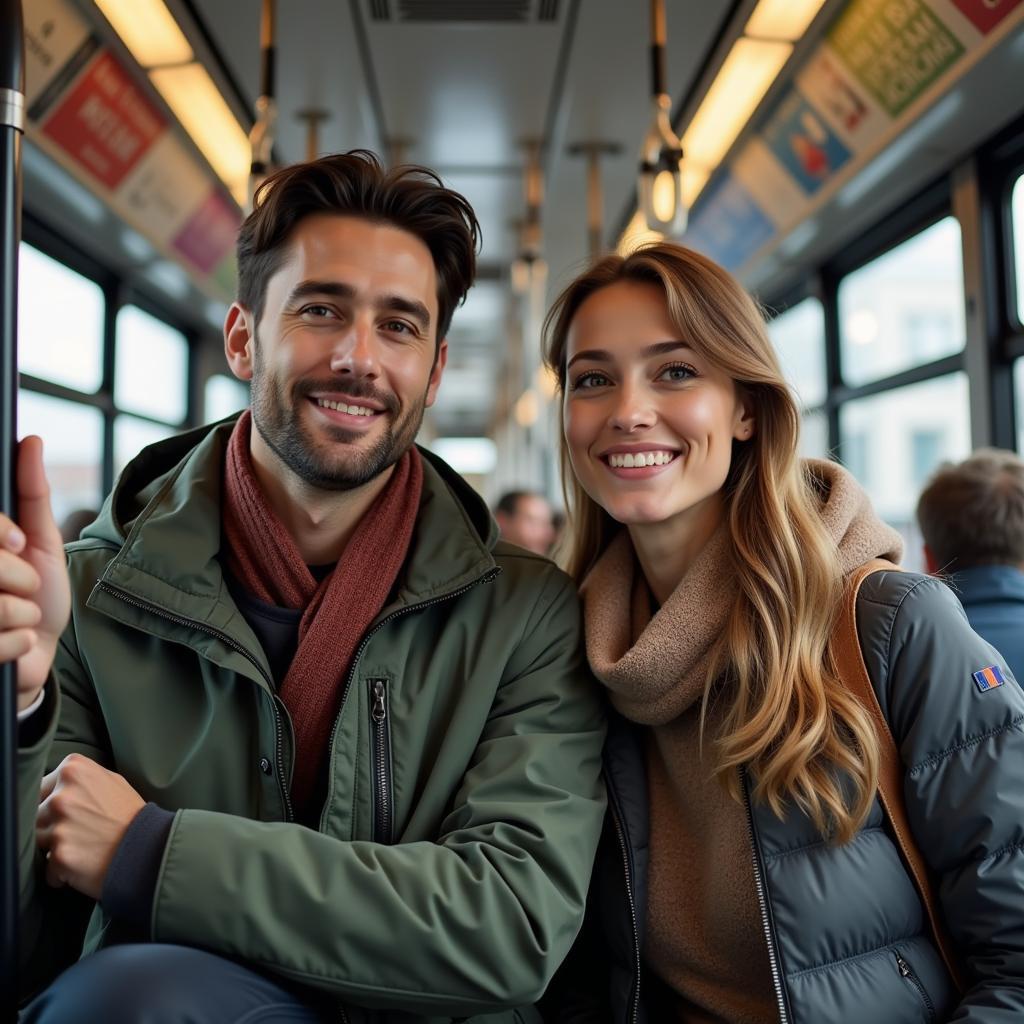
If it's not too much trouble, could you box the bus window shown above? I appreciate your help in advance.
[838,217,965,387]
[18,243,103,393]
[766,297,826,408]
[17,389,103,528]
[113,417,176,478]
[800,410,829,460]
[115,306,189,424]
[839,372,970,570]
[204,374,249,423]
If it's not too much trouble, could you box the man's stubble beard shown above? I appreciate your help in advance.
[249,332,429,492]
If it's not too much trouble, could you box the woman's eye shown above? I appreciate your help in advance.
[571,371,610,390]
[658,363,697,383]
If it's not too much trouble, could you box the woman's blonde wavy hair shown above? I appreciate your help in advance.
[544,242,879,844]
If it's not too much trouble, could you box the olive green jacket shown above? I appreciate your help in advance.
[17,418,606,1023]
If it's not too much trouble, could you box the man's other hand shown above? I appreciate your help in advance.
[0,436,72,711]
[36,755,145,900]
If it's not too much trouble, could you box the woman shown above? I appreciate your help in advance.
[540,243,1024,1023]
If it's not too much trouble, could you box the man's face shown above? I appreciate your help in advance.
[229,214,447,490]
[499,494,555,555]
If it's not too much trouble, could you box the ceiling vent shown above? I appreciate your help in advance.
[369,0,559,22]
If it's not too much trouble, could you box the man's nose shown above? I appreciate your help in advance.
[330,317,380,379]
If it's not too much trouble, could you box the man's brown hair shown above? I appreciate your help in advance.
[917,448,1024,571]
[236,150,480,345]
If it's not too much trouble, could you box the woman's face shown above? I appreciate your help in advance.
[563,280,753,528]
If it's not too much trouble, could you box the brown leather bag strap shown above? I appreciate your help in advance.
[833,558,965,992]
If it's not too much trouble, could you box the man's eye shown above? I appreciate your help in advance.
[571,371,610,390]
[301,305,335,319]
[382,320,413,334]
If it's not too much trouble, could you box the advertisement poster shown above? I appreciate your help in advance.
[795,47,891,153]
[760,86,854,195]
[41,50,166,191]
[828,0,965,117]
[683,172,776,272]
[171,190,242,275]
[950,0,1024,32]
[116,133,216,247]
[732,138,808,227]
[23,0,96,114]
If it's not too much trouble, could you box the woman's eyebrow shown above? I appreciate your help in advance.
[566,339,690,370]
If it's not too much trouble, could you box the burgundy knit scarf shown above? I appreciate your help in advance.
[221,410,423,817]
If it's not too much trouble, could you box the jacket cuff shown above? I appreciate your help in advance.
[101,802,175,932]
[17,679,56,750]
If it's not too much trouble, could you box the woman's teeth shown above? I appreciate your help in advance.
[607,451,675,468]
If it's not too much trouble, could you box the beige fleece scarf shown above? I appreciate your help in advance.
[580,458,904,724]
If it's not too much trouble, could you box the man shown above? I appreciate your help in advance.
[493,490,555,555]
[917,447,1024,683]
[9,152,605,1023]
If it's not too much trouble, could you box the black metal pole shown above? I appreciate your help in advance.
[0,0,24,1018]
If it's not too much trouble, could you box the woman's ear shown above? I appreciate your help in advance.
[733,392,755,441]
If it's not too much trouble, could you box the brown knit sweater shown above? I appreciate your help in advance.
[581,459,903,1023]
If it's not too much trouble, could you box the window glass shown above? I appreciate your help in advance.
[766,297,827,408]
[838,372,969,571]
[204,374,248,423]
[1013,174,1024,326]
[838,217,964,386]
[18,244,104,392]
[114,416,176,478]
[115,306,188,424]
[17,390,103,528]
[799,411,829,459]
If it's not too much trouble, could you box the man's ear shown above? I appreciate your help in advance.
[425,338,448,408]
[224,303,256,382]
[923,545,940,575]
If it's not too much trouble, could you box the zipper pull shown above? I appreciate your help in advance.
[894,952,911,977]
[372,680,387,725]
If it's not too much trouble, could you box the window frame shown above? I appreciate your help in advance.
[21,212,200,495]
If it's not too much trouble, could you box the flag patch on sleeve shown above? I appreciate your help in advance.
[973,665,1007,692]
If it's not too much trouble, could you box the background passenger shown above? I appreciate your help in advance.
[493,489,556,555]
[541,242,1024,1023]
[917,448,1024,684]
[10,151,605,1024]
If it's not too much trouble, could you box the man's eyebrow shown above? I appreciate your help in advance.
[284,281,431,332]
[285,281,357,305]
[566,340,690,369]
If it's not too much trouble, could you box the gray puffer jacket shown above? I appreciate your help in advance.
[542,569,1024,1023]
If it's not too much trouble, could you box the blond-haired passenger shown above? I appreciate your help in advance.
[540,243,1024,1023]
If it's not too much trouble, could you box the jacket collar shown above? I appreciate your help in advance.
[951,564,1024,607]
[84,416,498,646]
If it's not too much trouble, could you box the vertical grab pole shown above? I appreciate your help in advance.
[0,0,23,1016]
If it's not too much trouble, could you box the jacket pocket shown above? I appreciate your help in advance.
[368,678,394,844]
[894,949,936,1023]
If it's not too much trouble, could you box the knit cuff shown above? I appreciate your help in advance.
[101,802,175,933]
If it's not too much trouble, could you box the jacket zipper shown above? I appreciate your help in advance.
[98,581,296,822]
[741,768,791,1024]
[317,567,502,833]
[607,785,641,1024]
[894,950,936,1022]
[368,678,393,844]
